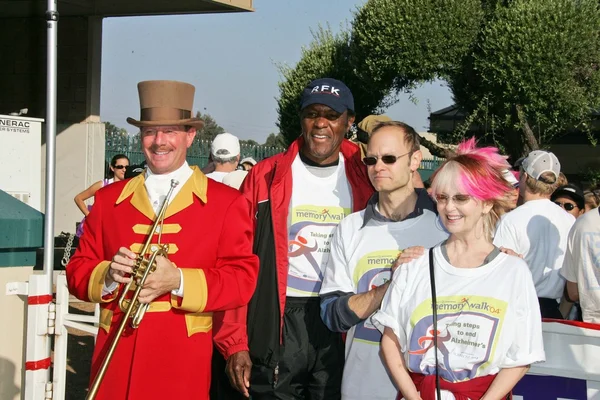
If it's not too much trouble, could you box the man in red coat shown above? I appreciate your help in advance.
[212,78,374,399]
[66,80,259,400]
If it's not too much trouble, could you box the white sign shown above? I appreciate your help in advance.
[0,117,32,133]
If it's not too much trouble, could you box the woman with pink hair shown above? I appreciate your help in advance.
[373,138,544,400]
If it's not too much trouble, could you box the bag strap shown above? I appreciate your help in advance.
[429,247,442,400]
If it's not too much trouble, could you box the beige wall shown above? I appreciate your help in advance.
[41,123,106,235]
[0,267,33,400]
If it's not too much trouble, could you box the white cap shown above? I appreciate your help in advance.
[240,157,257,166]
[502,169,519,187]
[211,133,240,158]
[222,170,248,190]
[521,150,560,181]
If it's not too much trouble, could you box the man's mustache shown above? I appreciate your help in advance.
[148,145,172,152]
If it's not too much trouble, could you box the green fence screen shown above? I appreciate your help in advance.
[105,135,285,176]
[106,134,443,181]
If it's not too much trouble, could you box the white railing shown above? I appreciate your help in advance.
[52,274,99,400]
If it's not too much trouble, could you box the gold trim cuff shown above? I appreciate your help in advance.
[171,268,208,313]
[87,261,117,303]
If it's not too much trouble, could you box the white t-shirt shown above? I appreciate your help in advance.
[561,208,600,323]
[493,199,575,300]
[321,208,449,400]
[205,170,229,183]
[286,154,352,297]
[372,246,545,400]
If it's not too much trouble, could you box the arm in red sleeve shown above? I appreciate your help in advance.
[213,305,249,359]
[210,170,259,358]
[171,194,259,313]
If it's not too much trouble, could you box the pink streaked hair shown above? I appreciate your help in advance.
[430,137,512,201]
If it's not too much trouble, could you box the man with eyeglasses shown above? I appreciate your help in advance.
[319,121,449,400]
[494,150,575,319]
[212,78,374,399]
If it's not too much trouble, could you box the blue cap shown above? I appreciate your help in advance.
[300,78,354,113]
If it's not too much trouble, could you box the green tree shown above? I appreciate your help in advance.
[277,26,355,144]
[264,133,287,148]
[240,139,260,146]
[195,112,225,141]
[276,0,600,161]
[104,121,129,147]
[450,0,600,160]
[104,121,127,137]
[350,0,483,94]
[276,0,483,146]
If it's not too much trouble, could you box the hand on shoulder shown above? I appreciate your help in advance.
[392,246,426,272]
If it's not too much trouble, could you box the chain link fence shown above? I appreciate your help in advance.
[419,157,444,182]
[105,134,443,181]
[105,134,285,177]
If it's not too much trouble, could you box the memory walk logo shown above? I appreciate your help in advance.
[434,297,502,315]
[294,207,346,223]
[366,255,397,266]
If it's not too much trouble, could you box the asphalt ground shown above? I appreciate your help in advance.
[63,302,95,399]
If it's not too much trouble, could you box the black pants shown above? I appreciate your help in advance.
[250,297,345,400]
[538,297,564,319]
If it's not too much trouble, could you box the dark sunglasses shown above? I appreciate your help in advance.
[113,165,128,170]
[363,152,410,166]
[554,201,577,211]
[435,194,472,205]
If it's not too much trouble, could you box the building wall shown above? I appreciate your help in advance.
[41,122,106,235]
[0,17,91,123]
[1,16,105,235]
[0,266,33,400]
[548,144,600,177]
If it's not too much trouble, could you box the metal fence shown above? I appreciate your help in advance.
[419,157,444,182]
[105,134,444,181]
[105,134,285,176]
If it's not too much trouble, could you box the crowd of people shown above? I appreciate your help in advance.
[66,77,600,400]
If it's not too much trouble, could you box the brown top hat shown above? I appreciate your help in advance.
[126,80,205,129]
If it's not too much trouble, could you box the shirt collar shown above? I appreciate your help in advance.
[116,163,208,221]
[361,188,437,228]
[145,161,191,182]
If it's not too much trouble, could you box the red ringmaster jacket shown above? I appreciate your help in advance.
[213,137,374,368]
[66,167,258,400]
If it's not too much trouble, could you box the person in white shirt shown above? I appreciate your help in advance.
[560,207,600,323]
[206,132,240,182]
[493,150,575,319]
[373,138,544,400]
[240,156,257,171]
[320,121,449,400]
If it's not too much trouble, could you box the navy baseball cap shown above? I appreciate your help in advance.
[300,78,354,114]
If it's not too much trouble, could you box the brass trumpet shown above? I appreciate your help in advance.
[87,178,179,400]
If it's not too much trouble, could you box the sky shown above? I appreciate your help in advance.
[100,0,453,143]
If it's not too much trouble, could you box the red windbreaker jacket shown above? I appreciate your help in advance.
[213,137,374,367]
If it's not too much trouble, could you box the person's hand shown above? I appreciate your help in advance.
[392,246,425,271]
[138,255,181,303]
[105,247,137,287]
[226,351,252,397]
[499,247,523,258]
